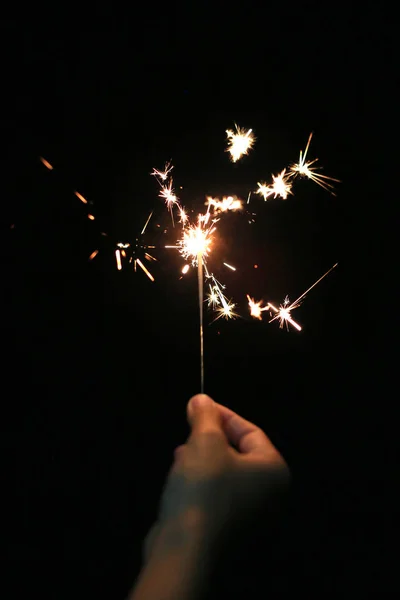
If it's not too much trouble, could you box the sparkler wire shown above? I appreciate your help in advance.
[198,252,205,393]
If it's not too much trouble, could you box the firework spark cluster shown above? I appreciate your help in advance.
[39,126,338,342]
[38,125,339,390]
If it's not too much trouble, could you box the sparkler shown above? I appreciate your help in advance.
[226,124,255,162]
[288,133,340,195]
[178,214,215,392]
[39,122,339,392]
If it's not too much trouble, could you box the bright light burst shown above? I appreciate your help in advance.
[268,297,302,332]
[247,295,269,320]
[226,124,255,162]
[288,133,340,196]
[179,207,188,227]
[268,262,338,331]
[178,213,216,266]
[39,124,339,393]
[206,272,237,321]
[151,161,173,182]
[159,181,179,209]
[206,195,242,213]
[256,169,293,201]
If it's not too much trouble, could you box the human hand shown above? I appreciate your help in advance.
[143,394,290,563]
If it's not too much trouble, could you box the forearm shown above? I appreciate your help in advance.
[128,513,214,600]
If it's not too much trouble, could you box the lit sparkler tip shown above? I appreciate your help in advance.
[178,217,214,265]
[226,124,255,162]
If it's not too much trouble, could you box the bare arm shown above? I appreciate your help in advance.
[128,512,213,600]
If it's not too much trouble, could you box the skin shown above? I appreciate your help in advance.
[129,394,290,600]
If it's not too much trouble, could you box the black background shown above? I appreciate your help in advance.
[2,6,392,598]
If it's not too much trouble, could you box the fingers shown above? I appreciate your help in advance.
[186,394,277,457]
[186,394,224,436]
[214,401,275,456]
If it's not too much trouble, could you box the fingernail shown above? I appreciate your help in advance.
[191,394,213,408]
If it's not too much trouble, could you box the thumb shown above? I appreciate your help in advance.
[187,394,223,435]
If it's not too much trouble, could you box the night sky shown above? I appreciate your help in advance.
[3,8,392,598]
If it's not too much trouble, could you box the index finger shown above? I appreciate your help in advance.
[214,402,276,456]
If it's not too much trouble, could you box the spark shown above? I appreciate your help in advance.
[159,181,179,207]
[88,214,95,220]
[206,196,242,213]
[269,263,338,331]
[247,295,269,320]
[205,271,237,321]
[256,169,293,201]
[159,181,179,227]
[141,211,153,235]
[214,299,237,321]
[88,250,99,261]
[226,124,255,162]
[40,157,53,170]
[288,133,340,196]
[207,285,220,308]
[75,191,88,204]
[151,161,173,182]
[136,258,155,282]
[145,252,157,262]
[223,262,236,271]
[179,207,188,227]
[115,249,122,271]
[182,264,190,274]
[268,300,302,332]
[247,191,252,204]
[117,242,130,248]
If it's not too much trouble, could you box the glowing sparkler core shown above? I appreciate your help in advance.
[226,124,255,162]
[179,218,215,266]
[288,133,340,196]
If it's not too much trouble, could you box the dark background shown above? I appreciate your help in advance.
[2,7,392,598]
